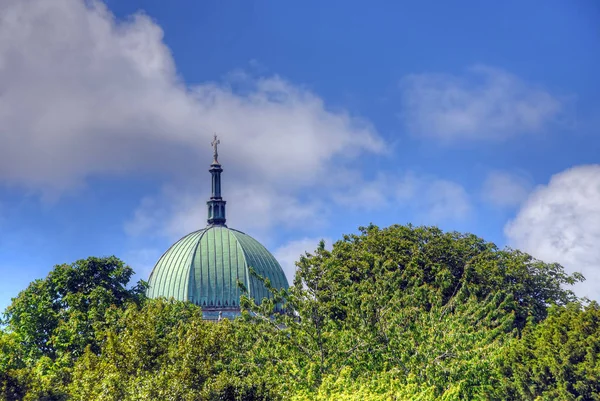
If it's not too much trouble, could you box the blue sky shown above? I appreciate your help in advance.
[1,0,599,312]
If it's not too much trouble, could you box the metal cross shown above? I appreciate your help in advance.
[211,134,220,163]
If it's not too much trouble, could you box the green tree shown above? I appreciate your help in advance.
[70,299,280,401]
[1,256,146,400]
[1,225,592,401]
[3,256,146,362]
[498,302,600,400]
[0,331,27,401]
[243,224,584,398]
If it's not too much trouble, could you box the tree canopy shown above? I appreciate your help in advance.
[1,256,146,400]
[1,225,597,401]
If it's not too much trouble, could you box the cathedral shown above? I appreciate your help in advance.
[146,136,289,320]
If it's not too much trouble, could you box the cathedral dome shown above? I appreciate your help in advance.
[146,135,289,319]
[147,226,288,313]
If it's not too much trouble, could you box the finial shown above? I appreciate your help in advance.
[211,134,220,164]
[207,135,226,226]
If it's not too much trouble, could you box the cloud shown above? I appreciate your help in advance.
[273,237,332,284]
[400,65,565,141]
[331,171,471,222]
[332,172,391,210]
[0,0,475,285]
[482,171,533,208]
[125,184,326,243]
[424,179,471,221]
[126,168,470,250]
[505,165,600,301]
[0,0,384,195]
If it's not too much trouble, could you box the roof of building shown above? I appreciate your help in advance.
[147,225,288,309]
[146,135,289,310]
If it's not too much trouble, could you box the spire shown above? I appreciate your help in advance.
[207,134,227,226]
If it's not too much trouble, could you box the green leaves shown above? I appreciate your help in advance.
[0,256,147,400]
[69,299,279,401]
[0,225,596,400]
[3,256,146,363]
[498,302,600,400]
[239,224,591,399]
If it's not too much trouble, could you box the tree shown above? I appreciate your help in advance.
[242,224,584,397]
[0,331,27,401]
[498,302,600,400]
[70,299,280,401]
[1,225,592,400]
[286,225,581,335]
[1,256,146,400]
[3,256,146,362]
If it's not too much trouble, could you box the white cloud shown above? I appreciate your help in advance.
[0,0,476,285]
[400,65,565,141]
[424,179,471,222]
[389,172,471,223]
[505,165,600,301]
[0,0,384,195]
[273,237,332,284]
[125,170,471,249]
[395,172,419,201]
[0,0,389,273]
[332,172,391,210]
[482,171,533,207]
[124,184,326,243]
[329,171,471,223]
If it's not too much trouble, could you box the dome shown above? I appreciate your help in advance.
[146,135,289,319]
[147,226,288,313]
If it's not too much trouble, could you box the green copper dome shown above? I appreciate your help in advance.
[146,135,289,318]
[147,226,288,310]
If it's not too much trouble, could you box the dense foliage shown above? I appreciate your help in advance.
[1,225,598,400]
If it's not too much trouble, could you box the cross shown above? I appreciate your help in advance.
[211,134,220,163]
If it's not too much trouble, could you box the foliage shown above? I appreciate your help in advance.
[0,256,146,400]
[0,224,596,401]
[0,331,27,401]
[244,225,583,394]
[298,224,581,328]
[497,302,600,400]
[69,299,279,401]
